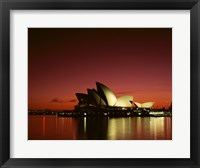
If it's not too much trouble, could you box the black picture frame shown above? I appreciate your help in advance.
[0,0,200,167]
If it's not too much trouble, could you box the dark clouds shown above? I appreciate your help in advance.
[68,99,77,102]
[50,98,64,103]
[50,98,77,103]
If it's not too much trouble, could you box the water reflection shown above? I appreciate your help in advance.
[28,115,172,140]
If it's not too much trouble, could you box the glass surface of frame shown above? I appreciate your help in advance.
[0,0,200,168]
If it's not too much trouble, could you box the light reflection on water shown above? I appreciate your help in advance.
[28,115,172,140]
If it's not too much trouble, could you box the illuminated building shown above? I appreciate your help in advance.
[75,82,133,110]
[134,102,154,109]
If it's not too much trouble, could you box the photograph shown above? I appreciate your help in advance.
[28,28,172,140]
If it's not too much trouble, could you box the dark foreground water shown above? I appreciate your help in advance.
[28,115,172,140]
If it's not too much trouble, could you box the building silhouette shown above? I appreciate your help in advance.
[75,82,154,112]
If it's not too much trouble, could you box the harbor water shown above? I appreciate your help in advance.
[28,115,172,140]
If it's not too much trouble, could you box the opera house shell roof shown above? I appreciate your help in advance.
[75,82,133,108]
[134,102,154,109]
[75,82,154,109]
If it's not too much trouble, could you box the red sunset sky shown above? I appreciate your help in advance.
[28,28,172,110]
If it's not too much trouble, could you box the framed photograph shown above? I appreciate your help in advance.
[0,0,200,167]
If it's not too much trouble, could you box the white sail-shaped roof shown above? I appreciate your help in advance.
[96,82,117,106]
[115,96,133,107]
[141,102,154,108]
[134,102,154,108]
[75,93,89,104]
[87,89,106,106]
[75,82,155,109]
[134,102,142,108]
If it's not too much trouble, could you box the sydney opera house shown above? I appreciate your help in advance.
[74,82,154,114]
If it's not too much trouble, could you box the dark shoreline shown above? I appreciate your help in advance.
[28,110,172,117]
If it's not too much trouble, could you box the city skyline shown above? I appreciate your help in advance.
[28,28,172,110]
